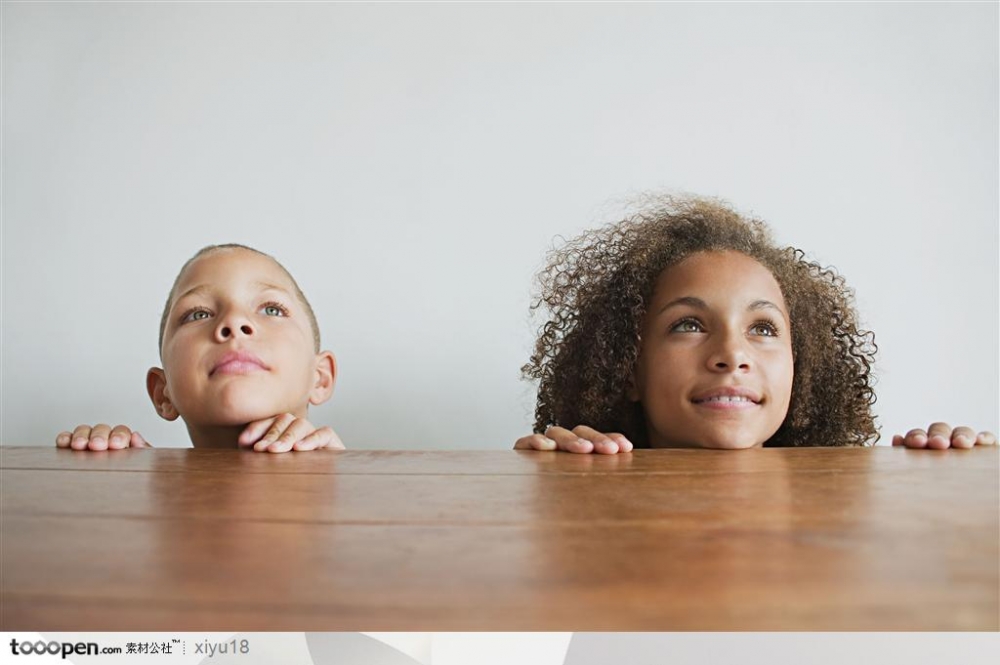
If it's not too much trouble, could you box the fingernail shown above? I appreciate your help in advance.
[612,436,631,451]
[542,437,556,447]
[955,435,971,447]
[72,437,87,449]
[109,435,125,447]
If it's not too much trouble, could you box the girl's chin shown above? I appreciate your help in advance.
[646,417,782,449]
[696,439,764,450]
[649,432,767,449]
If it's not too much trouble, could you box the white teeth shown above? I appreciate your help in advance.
[701,395,753,403]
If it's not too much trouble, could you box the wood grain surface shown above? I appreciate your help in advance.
[1,446,996,630]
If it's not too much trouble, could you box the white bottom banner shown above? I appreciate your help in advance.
[2,632,998,665]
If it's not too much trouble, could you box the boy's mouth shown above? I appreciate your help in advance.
[210,351,269,377]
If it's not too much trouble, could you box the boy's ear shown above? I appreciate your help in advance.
[309,351,337,406]
[146,368,179,421]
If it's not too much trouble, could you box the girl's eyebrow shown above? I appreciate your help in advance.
[749,299,784,312]
[656,297,789,321]
[656,296,706,316]
[748,299,790,324]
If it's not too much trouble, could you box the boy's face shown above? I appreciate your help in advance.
[630,251,794,449]
[154,248,328,427]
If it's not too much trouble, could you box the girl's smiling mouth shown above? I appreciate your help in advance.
[691,387,762,409]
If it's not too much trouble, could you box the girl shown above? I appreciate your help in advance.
[515,195,995,454]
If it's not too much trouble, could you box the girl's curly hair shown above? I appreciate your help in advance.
[523,195,878,447]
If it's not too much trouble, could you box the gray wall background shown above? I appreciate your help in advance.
[3,1,997,449]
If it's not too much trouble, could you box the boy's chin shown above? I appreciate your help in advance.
[197,402,302,428]
[196,384,308,424]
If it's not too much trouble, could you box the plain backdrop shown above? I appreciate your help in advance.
[2,1,997,449]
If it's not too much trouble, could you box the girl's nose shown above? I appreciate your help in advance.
[707,333,751,372]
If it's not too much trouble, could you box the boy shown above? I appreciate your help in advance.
[56,244,343,453]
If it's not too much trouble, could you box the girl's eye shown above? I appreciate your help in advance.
[670,318,704,333]
[181,308,212,323]
[261,302,288,317]
[750,321,779,337]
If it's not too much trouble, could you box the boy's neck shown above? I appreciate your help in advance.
[185,424,246,449]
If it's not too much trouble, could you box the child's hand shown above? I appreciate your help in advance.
[892,423,997,449]
[238,414,345,453]
[514,425,633,454]
[56,424,152,451]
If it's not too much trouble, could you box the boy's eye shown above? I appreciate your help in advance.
[670,318,704,333]
[260,302,289,317]
[749,321,779,337]
[181,308,212,323]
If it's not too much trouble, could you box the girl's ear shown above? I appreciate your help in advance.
[309,351,337,406]
[626,373,640,402]
[627,335,643,402]
[146,368,179,421]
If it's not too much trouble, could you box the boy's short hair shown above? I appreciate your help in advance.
[158,244,321,355]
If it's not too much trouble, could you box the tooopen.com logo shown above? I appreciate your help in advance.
[9,639,122,659]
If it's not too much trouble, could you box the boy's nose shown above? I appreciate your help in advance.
[215,317,255,342]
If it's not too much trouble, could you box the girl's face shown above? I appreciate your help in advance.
[630,251,794,449]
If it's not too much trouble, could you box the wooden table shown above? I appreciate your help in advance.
[1,446,996,631]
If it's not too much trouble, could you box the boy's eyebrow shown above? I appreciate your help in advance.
[174,282,293,302]
[173,284,211,302]
[255,281,294,294]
